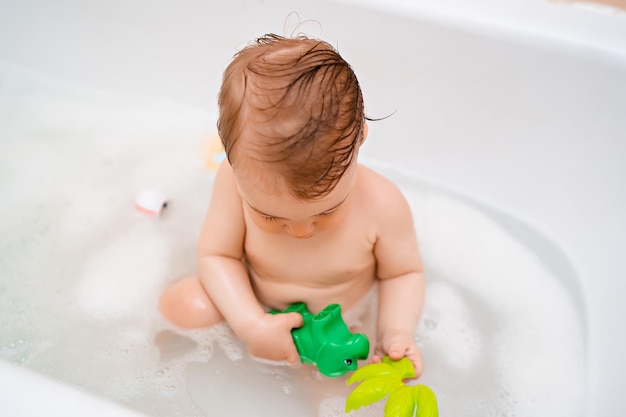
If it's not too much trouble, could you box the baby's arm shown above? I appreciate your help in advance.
[371,177,425,376]
[197,162,303,363]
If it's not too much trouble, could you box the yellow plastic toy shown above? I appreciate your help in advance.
[345,356,438,417]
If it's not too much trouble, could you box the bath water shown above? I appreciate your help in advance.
[0,64,585,417]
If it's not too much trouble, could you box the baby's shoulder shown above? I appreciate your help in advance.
[355,164,409,211]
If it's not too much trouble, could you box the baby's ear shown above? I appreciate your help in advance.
[359,121,368,146]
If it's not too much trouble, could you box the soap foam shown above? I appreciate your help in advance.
[0,65,585,417]
[401,183,585,417]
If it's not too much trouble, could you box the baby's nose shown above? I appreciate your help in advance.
[285,221,315,239]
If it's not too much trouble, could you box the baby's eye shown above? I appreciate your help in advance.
[262,215,277,222]
[318,209,337,217]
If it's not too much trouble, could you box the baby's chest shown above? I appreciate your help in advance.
[244,230,376,284]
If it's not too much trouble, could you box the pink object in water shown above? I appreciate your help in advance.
[134,189,168,217]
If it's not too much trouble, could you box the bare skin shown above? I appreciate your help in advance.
[160,155,425,374]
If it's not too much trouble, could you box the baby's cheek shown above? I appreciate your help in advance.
[317,212,348,231]
[264,223,285,234]
[251,217,284,234]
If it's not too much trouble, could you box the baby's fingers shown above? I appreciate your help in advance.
[286,347,301,365]
[387,342,409,360]
[272,312,302,363]
[283,312,304,330]
[375,334,409,360]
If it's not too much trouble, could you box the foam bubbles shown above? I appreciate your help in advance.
[418,281,483,372]
[73,223,171,319]
[398,182,586,417]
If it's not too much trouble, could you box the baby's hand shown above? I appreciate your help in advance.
[372,330,423,378]
[240,312,303,364]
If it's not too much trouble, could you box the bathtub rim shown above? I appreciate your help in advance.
[0,359,148,417]
[337,0,626,62]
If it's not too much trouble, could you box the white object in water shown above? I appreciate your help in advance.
[134,189,168,217]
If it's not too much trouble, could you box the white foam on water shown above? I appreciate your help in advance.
[0,64,585,417]
[72,221,170,319]
[399,183,586,417]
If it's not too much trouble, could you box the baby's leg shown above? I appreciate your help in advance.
[159,275,224,328]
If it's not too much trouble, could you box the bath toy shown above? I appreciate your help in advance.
[345,356,438,417]
[134,189,168,217]
[272,303,369,377]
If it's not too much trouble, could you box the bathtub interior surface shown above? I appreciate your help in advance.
[1,0,625,415]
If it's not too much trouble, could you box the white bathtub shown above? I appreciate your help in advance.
[1,0,625,416]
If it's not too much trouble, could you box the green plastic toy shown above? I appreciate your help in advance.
[272,302,370,377]
[346,356,438,417]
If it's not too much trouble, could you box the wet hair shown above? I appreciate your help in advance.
[217,33,365,199]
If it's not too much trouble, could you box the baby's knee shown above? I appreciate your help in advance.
[159,276,223,328]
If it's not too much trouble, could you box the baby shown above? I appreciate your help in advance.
[159,34,425,375]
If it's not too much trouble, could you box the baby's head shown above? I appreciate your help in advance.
[217,34,366,200]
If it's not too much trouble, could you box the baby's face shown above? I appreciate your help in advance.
[234,162,357,239]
